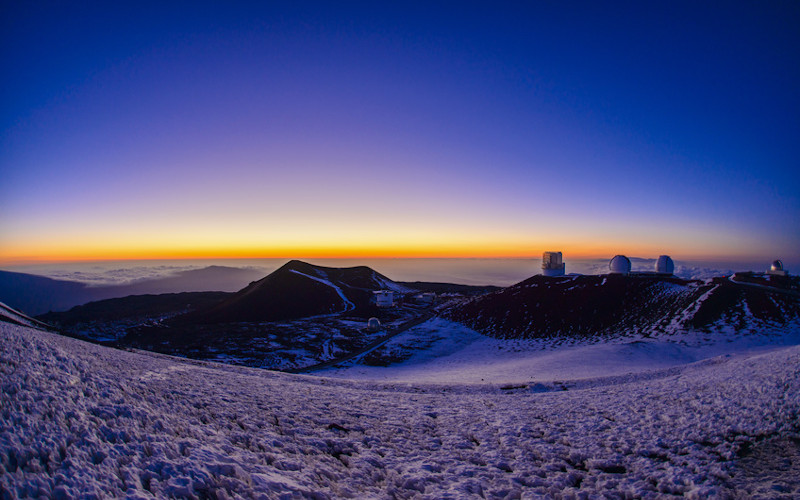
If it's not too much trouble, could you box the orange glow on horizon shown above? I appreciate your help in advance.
[0,239,746,266]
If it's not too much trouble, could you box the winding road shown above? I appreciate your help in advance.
[288,310,434,374]
[728,275,800,297]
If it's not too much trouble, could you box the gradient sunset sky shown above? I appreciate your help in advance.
[1,2,798,264]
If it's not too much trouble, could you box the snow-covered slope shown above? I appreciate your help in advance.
[0,301,53,330]
[2,322,799,498]
[322,317,800,384]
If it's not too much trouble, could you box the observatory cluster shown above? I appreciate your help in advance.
[607,254,674,275]
[540,251,675,277]
[541,252,789,278]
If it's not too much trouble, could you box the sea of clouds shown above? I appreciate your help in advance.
[3,257,788,289]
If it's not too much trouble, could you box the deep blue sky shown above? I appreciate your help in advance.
[1,1,798,262]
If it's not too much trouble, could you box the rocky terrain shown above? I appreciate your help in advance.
[443,274,800,341]
[38,292,232,343]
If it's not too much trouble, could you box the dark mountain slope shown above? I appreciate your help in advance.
[178,260,412,324]
[39,292,231,326]
[0,266,264,315]
[443,274,697,340]
[443,274,800,340]
[35,292,231,343]
[688,277,800,329]
[396,282,501,296]
[0,270,95,316]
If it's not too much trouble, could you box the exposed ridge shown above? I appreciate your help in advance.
[177,260,411,324]
[442,275,800,340]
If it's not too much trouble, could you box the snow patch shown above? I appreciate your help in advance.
[289,269,355,312]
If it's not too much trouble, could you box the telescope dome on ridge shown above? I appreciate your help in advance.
[767,260,787,276]
[609,255,631,274]
[655,255,674,275]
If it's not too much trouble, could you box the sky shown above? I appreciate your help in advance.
[1,1,798,264]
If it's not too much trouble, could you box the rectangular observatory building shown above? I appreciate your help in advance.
[542,251,565,276]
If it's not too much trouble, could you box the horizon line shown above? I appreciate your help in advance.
[0,254,785,267]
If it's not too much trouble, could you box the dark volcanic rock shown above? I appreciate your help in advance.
[442,274,800,340]
[396,282,501,296]
[688,277,800,328]
[39,292,231,326]
[443,274,691,340]
[447,274,707,339]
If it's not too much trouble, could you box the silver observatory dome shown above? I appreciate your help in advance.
[655,255,675,275]
[609,255,631,274]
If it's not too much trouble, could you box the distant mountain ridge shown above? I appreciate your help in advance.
[38,292,232,341]
[0,266,265,315]
[177,260,413,324]
[0,271,93,316]
[443,274,800,340]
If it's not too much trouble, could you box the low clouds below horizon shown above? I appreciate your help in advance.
[5,258,783,289]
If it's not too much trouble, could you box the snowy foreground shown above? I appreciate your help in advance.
[2,323,800,498]
[321,317,800,384]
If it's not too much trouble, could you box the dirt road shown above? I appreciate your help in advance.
[288,310,434,374]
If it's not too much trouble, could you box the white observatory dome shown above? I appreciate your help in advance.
[767,259,788,276]
[609,255,631,274]
[655,255,675,275]
[367,317,381,332]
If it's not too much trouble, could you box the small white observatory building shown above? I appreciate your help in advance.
[366,317,382,332]
[414,292,435,306]
[542,251,565,277]
[655,255,675,275]
[609,255,632,274]
[374,290,394,308]
[767,260,788,277]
